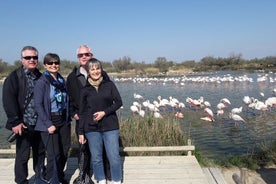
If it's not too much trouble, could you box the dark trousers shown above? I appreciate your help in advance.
[75,120,111,180]
[15,127,45,184]
[41,122,71,182]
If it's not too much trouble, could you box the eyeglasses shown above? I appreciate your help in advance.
[46,61,60,65]
[22,56,38,60]
[77,53,92,58]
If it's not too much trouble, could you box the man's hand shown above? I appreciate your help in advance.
[12,123,27,135]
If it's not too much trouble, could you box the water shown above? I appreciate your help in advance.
[1,71,276,159]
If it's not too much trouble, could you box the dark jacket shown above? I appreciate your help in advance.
[2,66,41,130]
[66,67,86,118]
[78,73,122,135]
[34,73,70,131]
[66,67,111,118]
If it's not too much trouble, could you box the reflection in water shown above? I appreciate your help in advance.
[0,71,276,158]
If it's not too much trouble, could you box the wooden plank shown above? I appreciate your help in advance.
[208,167,228,184]
[0,145,195,155]
[202,167,217,184]
[0,156,209,184]
[0,149,16,154]
[121,156,208,184]
[121,145,195,152]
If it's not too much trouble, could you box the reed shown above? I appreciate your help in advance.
[119,115,188,156]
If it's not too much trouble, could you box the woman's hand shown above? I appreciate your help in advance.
[73,113,79,120]
[48,125,56,134]
[93,111,105,122]
[79,135,86,144]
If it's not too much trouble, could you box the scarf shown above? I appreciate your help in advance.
[88,76,103,91]
[44,71,66,92]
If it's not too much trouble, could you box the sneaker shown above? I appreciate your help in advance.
[112,181,121,184]
[98,179,107,184]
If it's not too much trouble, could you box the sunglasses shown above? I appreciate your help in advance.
[22,56,38,60]
[46,61,60,65]
[77,53,92,58]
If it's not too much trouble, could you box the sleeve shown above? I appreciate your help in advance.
[34,79,52,128]
[2,72,22,130]
[78,89,87,135]
[66,74,79,118]
[104,82,123,116]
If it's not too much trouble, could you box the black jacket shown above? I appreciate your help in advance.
[2,66,41,130]
[66,67,86,118]
[66,67,111,118]
[78,74,122,135]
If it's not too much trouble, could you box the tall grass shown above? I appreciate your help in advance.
[119,115,188,156]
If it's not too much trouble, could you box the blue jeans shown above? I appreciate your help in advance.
[86,130,122,182]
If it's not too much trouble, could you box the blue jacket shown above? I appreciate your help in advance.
[34,73,70,131]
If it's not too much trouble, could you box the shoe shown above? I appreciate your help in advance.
[59,179,69,184]
[111,181,121,184]
[98,179,107,184]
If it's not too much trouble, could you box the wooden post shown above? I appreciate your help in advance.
[187,139,192,156]
[240,168,247,184]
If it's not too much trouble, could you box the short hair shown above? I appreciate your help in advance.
[21,46,38,56]
[43,53,60,65]
[85,58,103,73]
[76,44,92,54]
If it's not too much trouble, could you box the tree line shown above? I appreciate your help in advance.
[1,53,276,78]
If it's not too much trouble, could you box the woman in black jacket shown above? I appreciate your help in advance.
[78,59,122,184]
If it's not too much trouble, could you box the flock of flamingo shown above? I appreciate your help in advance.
[114,72,276,127]
[129,92,276,126]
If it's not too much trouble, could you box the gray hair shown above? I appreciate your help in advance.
[21,46,38,57]
[85,58,103,73]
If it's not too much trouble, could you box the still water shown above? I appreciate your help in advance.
[0,71,275,159]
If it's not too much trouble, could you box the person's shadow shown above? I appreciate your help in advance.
[256,167,276,184]
[64,157,79,182]
[28,158,79,183]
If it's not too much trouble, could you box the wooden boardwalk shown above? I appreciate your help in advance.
[0,156,211,184]
[0,143,228,184]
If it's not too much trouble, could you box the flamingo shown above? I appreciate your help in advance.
[200,116,213,122]
[231,106,243,114]
[200,108,214,122]
[138,109,145,117]
[217,102,226,110]
[229,112,246,127]
[216,109,224,116]
[203,101,211,107]
[153,111,163,118]
[265,97,276,109]
[175,112,184,118]
[134,93,143,99]
[254,99,268,115]
[220,98,231,106]
[243,96,252,105]
[130,105,139,115]
[203,107,215,122]
[186,97,202,110]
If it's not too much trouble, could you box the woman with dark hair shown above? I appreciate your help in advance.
[34,53,71,184]
[78,59,123,184]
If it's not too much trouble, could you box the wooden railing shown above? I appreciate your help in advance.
[0,139,195,156]
[120,139,195,156]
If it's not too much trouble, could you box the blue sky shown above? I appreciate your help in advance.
[0,0,275,64]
